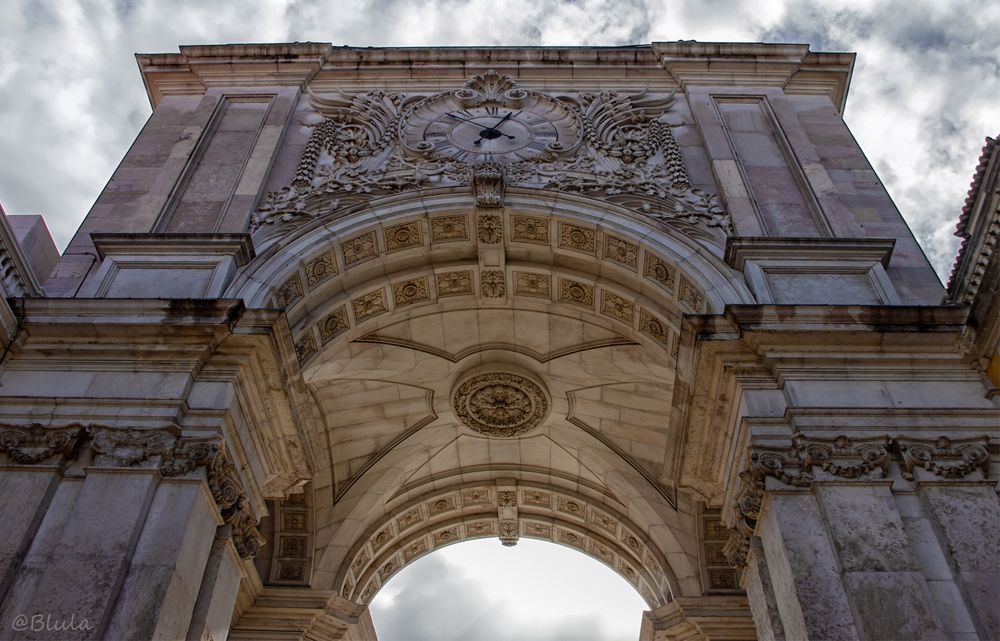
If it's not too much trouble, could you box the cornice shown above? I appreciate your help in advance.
[724,237,895,270]
[651,42,854,113]
[137,42,855,110]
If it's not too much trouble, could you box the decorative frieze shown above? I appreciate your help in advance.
[511,215,550,244]
[384,221,422,253]
[639,309,672,349]
[477,214,503,244]
[274,272,304,308]
[304,251,338,288]
[723,433,992,568]
[318,306,350,344]
[601,290,635,323]
[430,215,469,242]
[351,289,388,321]
[436,270,475,297]
[558,223,596,254]
[294,332,318,363]
[513,272,550,299]
[643,254,677,293]
[480,270,506,298]
[0,424,82,464]
[558,279,594,308]
[341,230,379,267]
[604,235,639,271]
[391,277,430,307]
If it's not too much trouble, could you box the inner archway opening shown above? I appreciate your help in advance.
[369,538,648,641]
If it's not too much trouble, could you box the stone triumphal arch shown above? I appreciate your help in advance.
[0,43,996,641]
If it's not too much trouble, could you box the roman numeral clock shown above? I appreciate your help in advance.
[399,74,581,163]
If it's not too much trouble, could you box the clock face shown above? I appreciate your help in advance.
[401,96,580,162]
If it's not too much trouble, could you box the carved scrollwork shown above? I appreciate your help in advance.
[897,436,990,481]
[252,72,733,240]
[794,433,890,480]
[0,424,83,464]
[91,427,176,468]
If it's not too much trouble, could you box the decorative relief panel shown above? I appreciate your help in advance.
[352,289,388,321]
[477,214,504,244]
[294,332,318,363]
[392,277,430,307]
[436,270,475,297]
[318,305,350,344]
[273,272,304,309]
[384,221,423,253]
[480,270,506,298]
[452,371,550,437]
[601,290,635,324]
[558,223,596,254]
[252,73,731,242]
[511,215,550,244]
[305,251,338,288]
[678,275,705,312]
[639,309,672,350]
[430,215,469,243]
[513,272,551,299]
[342,230,379,267]
[604,235,639,271]
[643,253,677,294]
[558,279,594,308]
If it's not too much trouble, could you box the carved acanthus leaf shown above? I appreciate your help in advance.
[577,90,678,166]
[0,424,82,464]
[897,436,990,481]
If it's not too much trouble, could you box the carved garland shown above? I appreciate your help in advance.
[723,433,989,568]
[0,424,264,559]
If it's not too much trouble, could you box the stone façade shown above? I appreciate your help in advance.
[0,42,995,641]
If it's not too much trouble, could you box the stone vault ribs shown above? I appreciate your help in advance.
[251,70,730,239]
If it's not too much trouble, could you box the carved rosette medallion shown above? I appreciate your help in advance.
[452,371,550,437]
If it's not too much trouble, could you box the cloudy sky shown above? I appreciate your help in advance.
[0,0,997,637]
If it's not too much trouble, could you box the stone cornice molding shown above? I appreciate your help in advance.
[651,42,855,113]
[0,204,42,298]
[0,423,265,558]
[722,433,991,567]
[91,233,256,267]
[724,237,895,270]
[137,42,855,111]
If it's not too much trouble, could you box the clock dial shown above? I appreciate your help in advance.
[401,94,580,162]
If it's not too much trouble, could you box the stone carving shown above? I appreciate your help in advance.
[497,490,517,507]
[396,507,423,530]
[0,424,82,464]
[604,235,639,271]
[371,526,392,552]
[342,231,379,267]
[318,306,350,344]
[644,253,677,293]
[522,489,550,507]
[392,277,430,307]
[639,309,672,349]
[467,520,496,536]
[378,558,400,582]
[462,487,491,504]
[590,510,618,536]
[601,290,634,323]
[430,215,469,242]
[559,279,594,308]
[511,215,550,244]
[513,272,550,299]
[251,74,732,240]
[794,433,890,480]
[91,428,175,468]
[678,276,705,311]
[480,270,506,298]
[436,271,474,297]
[452,371,550,437]
[403,539,427,562]
[477,214,503,244]
[558,222,595,253]
[384,221,423,253]
[433,527,459,545]
[473,163,505,208]
[897,436,990,480]
[294,332,317,363]
[525,521,552,538]
[274,272,304,308]
[428,495,457,515]
[305,251,338,288]
[352,289,388,321]
[499,520,519,546]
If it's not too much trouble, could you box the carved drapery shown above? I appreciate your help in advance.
[252,71,731,239]
[723,433,989,568]
[0,424,264,559]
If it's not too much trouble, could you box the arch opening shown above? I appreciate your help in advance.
[369,538,648,641]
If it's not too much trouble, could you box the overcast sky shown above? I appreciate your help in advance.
[0,1,996,637]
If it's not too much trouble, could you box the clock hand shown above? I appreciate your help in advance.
[445,112,483,126]
[492,111,516,127]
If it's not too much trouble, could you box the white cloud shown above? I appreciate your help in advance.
[370,538,647,641]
